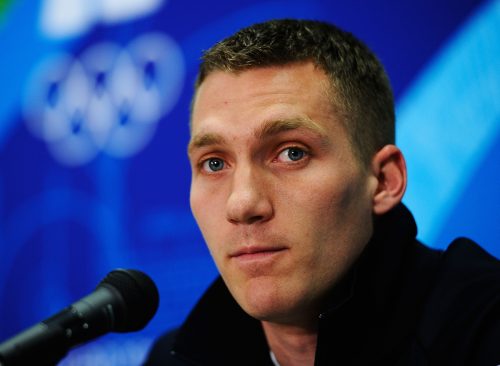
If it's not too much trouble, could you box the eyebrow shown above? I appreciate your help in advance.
[255,117,328,141]
[188,133,226,154]
[188,117,329,155]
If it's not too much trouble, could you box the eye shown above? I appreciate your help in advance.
[202,158,225,172]
[277,147,307,162]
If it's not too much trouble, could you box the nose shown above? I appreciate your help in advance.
[226,166,273,225]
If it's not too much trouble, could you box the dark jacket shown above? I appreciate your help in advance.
[145,205,500,365]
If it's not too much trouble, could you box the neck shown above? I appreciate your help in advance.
[261,321,318,366]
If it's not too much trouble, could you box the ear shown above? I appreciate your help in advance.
[371,144,407,215]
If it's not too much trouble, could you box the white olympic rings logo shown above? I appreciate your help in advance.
[24,32,185,166]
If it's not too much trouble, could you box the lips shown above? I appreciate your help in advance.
[229,246,288,263]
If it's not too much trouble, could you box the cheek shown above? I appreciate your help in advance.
[287,173,361,227]
[190,181,230,259]
[288,171,373,258]
[190,184,217,239]
[190,176,226,219]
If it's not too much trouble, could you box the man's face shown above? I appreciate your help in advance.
[189,62,378,326]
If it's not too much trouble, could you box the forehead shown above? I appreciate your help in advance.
[191,63,336,134]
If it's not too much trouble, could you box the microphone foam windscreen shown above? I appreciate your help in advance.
[100,269,159,332]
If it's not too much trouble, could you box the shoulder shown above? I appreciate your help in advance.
[441,237,500,271]
[435,238,500,297]
[143,329,185,366]
[418,237,500,365]
[433,238,500,312]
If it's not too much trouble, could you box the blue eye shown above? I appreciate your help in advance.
[203,158,225,172]
[278,147,306,162]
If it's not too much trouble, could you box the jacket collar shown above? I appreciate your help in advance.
[171,204,441,365]
[171,277,273,366]
[315,204,441,363]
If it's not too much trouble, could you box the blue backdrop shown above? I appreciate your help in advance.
[0,0,499,364]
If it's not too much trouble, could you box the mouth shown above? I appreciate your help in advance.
[229,246,288,263]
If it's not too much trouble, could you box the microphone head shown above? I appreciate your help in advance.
[99,269,159,332]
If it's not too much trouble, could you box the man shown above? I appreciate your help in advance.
[146,19,500,365]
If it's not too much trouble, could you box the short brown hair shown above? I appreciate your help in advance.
[195,19,395,165]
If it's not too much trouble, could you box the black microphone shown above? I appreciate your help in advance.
[0,269,159,366]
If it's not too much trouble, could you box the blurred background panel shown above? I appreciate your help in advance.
[0,0,498,364]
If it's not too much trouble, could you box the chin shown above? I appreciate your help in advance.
[231,277,309,324]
